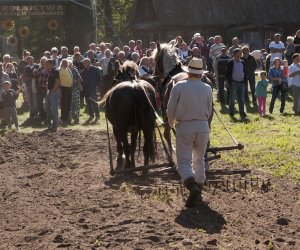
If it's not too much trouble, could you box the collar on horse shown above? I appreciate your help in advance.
[161,63,183,88]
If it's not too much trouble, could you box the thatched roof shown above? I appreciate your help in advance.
[133,0,300,31]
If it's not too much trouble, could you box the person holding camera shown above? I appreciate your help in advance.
[268,57,287,114]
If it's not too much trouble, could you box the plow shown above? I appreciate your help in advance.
[105,106,270,193]
[101,79,272,194]
[108,107,247,176]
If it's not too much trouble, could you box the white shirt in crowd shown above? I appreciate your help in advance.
[269,41,285,62]
[99,57,110,76]
[289,63,300,87]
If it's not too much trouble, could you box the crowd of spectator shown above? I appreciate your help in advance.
[0,29,300,131]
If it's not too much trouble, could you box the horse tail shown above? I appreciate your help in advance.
[99,86,115,106]
[133,82,157,162]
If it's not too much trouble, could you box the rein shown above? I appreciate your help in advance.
[135,80,173,162]
[105,114,115,176]
[160,63,183,89]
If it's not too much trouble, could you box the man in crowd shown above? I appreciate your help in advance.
[23,56,39,120]
[45,59,60,132]
[0,63,11,127]
[167,58,212,207]
[134,40,144,58]
[210,35,225,89]
[99,49,115,98]
[58,46,70,65]
[269,33,285,64]
[226,48,247,119]
[229,37,242,57]
[81,58,101,122]
[36,56,49,121]
[216,46,231,104]
[242,46,257,105]
[51,47,59,68]
[289,53,300,115]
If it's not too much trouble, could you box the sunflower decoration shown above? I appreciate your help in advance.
[48,19,58,31]
[7,35,18,47]
[1,19,15,31]
[18,26,30,38]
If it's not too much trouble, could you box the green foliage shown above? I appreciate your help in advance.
[97,0,136,46]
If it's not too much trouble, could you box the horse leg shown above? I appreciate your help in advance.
[130,131,138,169]
[113,127,124,166]
[120,131,131,169]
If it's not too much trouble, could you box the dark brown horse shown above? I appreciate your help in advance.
[152,43,215,164]
[102,79,157,171]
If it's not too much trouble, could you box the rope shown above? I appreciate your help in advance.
[213,107,239,145]
[105,114,115,176]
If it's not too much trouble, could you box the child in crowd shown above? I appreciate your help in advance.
[255,71,269,116]
[281,59,289,91]
[1,81,19,130]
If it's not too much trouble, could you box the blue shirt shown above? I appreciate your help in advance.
[268,67,283,86]
[232,60,244,82]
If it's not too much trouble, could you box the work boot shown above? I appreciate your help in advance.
[184,177,201,208]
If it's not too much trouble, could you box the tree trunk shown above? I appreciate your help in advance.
[102,0,113,41]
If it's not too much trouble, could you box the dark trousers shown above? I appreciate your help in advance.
[244,73,256,103]
[60,86,72,122]
[85,92,99,118]
[229,81,246,117]
[269,85,287,114]
[218,77,226,104]
[4,106,18,127]
[37,87,47,120]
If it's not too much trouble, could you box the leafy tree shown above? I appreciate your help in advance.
[97,0,136,47]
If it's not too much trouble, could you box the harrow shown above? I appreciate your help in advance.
[124,176,272,200]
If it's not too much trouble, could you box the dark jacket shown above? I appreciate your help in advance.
[217,54,231,77]
[241,54,257,79]
[81,66,102,95]
[225,59,246,84]
[2,89,18,107]
[23,64,39,85]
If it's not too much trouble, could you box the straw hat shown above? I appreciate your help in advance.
[183,58,205,74]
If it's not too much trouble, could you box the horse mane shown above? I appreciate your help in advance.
[121,60,138,74]
[152,43,180,77]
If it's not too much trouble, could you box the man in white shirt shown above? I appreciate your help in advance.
[167,58,212,207]
[269,33,285,64]
[288,53,300,115]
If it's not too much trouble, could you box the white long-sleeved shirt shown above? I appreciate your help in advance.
[167,78,212,135]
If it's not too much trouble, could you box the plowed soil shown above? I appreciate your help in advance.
[0,130,299,250]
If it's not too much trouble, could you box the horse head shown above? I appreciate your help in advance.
[114,61,138,83]
[152,43,180,79]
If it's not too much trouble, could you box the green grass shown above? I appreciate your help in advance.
[210,87,300,181]
[5,86,300,181]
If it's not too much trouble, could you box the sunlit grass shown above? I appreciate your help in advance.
[211,87,300,180]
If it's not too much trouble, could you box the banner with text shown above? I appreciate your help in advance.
[0,5,64,17]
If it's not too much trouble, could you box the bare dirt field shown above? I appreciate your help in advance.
[0,129,299,249]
